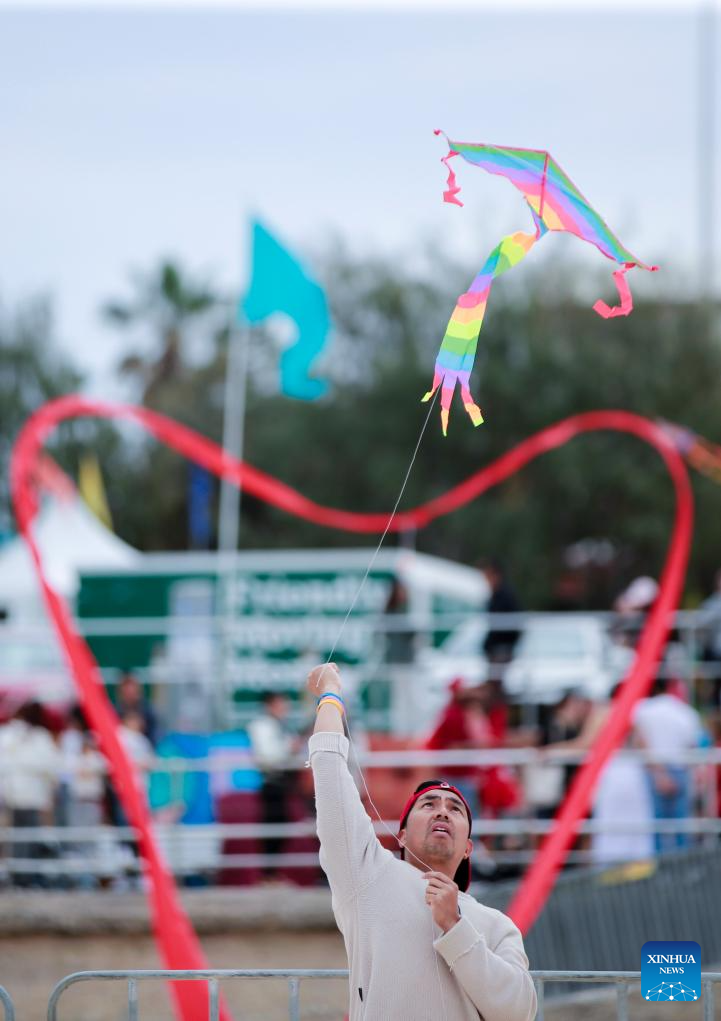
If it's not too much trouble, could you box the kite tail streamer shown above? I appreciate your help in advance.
[593,265,635,319]
[593,262,659,319]
[433,129,463,206]
[423,228,541,433]
[660,422,721,487]
[440,150,462,207]
[687,442,721,485]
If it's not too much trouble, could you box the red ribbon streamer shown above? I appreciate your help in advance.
[10,396,692,1001]
[506,418,693,932]
[11,404,227,1021]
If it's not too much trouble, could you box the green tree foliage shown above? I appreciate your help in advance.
[243,253,721,607]
[103,259,219,402]
[101,260,228,550]
[0,297,83,536]
[7,250,716,608]
[93,246,721,608]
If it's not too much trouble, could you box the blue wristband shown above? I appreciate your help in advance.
[317,692,344,706]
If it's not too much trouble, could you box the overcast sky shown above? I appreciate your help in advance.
[1,3,718,394]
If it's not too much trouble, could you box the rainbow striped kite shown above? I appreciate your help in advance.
[424,131,658,434]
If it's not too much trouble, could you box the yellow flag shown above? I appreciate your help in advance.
[79,454,113,530]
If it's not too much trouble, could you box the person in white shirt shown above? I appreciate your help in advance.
[59,706,106,827]
[119,709,155,780]
[307,663,536,1021]
[544,689,655,866]
[632,678,703,852]
[0,701,60,886]
[248,692,294,879]
[111,709,156,886]
[58,707,108,887]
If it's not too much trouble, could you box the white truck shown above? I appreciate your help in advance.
[78,547,488,733]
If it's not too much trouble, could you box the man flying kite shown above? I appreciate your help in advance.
[307,663,536,1021]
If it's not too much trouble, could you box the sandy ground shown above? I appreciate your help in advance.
[0,931,716,1021]
[2,932,348,1021]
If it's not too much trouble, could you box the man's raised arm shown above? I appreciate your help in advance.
[307,664,391,903]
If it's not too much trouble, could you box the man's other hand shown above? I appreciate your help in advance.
[424,870,461,934]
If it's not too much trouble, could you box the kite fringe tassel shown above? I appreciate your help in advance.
[594,263,660,320]
[593,266,634,319]
[434,130,463,206]
[422,370,483,435]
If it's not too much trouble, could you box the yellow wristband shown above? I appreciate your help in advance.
[317,697,344,715]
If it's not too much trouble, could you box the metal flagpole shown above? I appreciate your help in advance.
[218,318,249,557]
[698,0,717,302]
[216,314,250,726]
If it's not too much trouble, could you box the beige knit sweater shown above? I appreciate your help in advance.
[309,731,537,1021]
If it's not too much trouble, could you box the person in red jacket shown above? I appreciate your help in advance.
[424,680,490,816]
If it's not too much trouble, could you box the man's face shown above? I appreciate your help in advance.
[399,790,472,870]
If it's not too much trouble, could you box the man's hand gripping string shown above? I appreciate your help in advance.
[424,870,461,934]
[308,663,345,736]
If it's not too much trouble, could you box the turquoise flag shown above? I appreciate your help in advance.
[240,219,331,400]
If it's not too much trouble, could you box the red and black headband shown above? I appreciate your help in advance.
[398,779,473,835]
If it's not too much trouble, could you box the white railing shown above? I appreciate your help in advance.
[0,745,718,878]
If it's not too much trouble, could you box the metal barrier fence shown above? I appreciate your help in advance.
[481,844,721,996]
[1,744,719,881]
[0,987,14,1021]
[44,968,721,1021]
[3,606,721,732]
[46,969,347,1021]
[2,814,721,881]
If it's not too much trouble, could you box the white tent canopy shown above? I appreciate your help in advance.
[0,496,140,619]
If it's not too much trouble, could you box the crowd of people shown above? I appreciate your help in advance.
[416,561,721,872]
[3,563,721,889]
[423,673,711,872]
[0,673,319,889]
[0,673,158,887]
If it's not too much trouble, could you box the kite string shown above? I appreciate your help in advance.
[312,387,449,1021]
[322,388,442,859]
[322,387,438,670]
